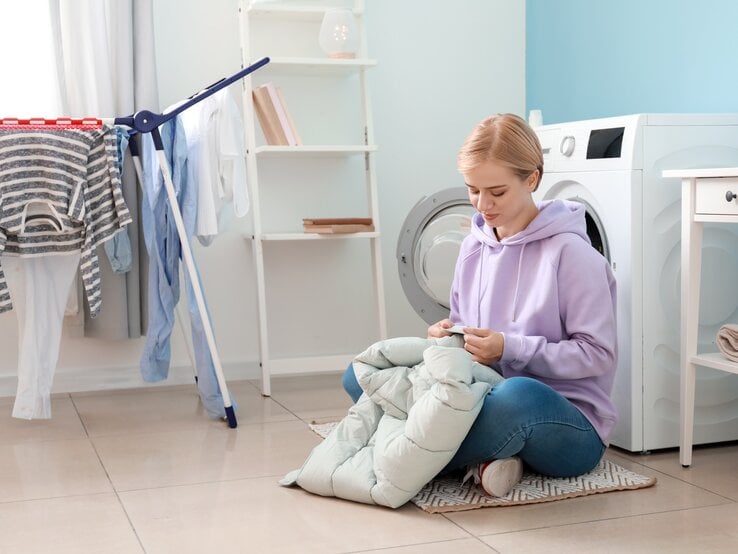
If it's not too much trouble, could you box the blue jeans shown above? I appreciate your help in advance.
[342,363,605,477]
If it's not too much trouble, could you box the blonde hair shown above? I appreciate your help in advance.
[457,113,544,191]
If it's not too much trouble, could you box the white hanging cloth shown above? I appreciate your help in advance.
[179,87,248,246]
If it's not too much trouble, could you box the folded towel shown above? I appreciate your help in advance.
[716,324,738,362]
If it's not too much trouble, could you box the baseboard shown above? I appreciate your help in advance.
[0,360,262,398]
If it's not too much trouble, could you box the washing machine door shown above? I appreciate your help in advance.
[397,188,475,324]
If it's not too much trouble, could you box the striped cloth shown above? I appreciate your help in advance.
[0,125,132,317]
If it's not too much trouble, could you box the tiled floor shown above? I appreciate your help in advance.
[2,375,738,553]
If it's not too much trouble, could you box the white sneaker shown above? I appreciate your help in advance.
[464,456,523,497]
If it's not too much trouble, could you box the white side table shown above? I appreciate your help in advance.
[663,167,738,466]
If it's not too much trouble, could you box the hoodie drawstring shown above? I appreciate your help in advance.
[477,238,526,324]
[511,242,525,322]
[477,243,484,327]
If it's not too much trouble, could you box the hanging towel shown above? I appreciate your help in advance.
[716,324,738,362]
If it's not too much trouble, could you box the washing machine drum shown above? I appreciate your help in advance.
[396,188,475,324]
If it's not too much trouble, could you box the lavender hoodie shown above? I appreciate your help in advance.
[449,199,618,444]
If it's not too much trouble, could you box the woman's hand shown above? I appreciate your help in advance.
[462,327,504,365]
[427,318,455,338]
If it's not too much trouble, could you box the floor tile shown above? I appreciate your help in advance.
[72,381,295,437]
[480,502,738,553]
[360,538,496,553]
[4,377,738,552]
[443,455,729,536]
[0,493,142,554]
[119,476,469,554]
[0,394,87,444]
[0,438,112,502]
[267,373,353,421]
[69,382,198,398]
[93,420,322,491]
[618,443,738,501]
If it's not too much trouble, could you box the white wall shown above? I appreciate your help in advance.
[365,0,526,335]
[0,0,524,396]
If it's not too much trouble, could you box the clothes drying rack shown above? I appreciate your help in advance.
[2,56,270,428]
[114,56,270,428]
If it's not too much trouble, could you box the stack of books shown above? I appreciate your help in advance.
[303,217,375,234]
[252,82,302,146]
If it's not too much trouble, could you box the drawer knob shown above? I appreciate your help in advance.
[726,190,737,202]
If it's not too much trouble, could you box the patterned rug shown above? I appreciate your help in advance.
[309,421,657,513]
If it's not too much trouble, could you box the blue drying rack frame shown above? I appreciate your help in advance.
[116,56,270,428]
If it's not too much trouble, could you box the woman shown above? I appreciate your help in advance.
[344,113,618,497]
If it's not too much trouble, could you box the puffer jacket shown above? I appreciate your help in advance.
[280,334,504,508]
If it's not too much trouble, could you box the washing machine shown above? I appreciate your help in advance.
[398,113,738,453]
[397,188,475,324]
[535,113,738,452]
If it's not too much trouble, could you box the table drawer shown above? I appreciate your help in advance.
[695,178,738,215]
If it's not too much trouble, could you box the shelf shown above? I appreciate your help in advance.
[663,167,738,179]
[674,167,738,467]
[247,4,364,20]
[254,145,377,157]
[241,0,387,396]
[255,231,380,241]
[694,213,738,224]
[691,352,738,375]
[255,57,377,76]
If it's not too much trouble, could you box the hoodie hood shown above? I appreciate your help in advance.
[466,199,590,324]
[470,199,589,248]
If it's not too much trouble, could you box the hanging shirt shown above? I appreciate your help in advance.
[102,126,133,273]
[0,125,132,317]
[179,88,248,246]
[139,117,234,419]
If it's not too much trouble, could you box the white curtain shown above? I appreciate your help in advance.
[0,1,62,116]
[49,0,159,338]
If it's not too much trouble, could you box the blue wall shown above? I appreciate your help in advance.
[526,0,738,124]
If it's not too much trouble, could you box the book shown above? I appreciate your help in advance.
[302,217,373,226]
[303,223,375,234]
[252,86,287,145]
[303,217,375,234]
[264,82,299,146]
[276,86,302,146]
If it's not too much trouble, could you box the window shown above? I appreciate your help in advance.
[0,1,61,117]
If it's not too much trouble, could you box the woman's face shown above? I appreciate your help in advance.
[464,159,539,239]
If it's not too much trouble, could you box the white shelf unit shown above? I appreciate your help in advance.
[663,167,738,467]
[239,0,387,396]
[253,145,377,156]
[261,57,378,76]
